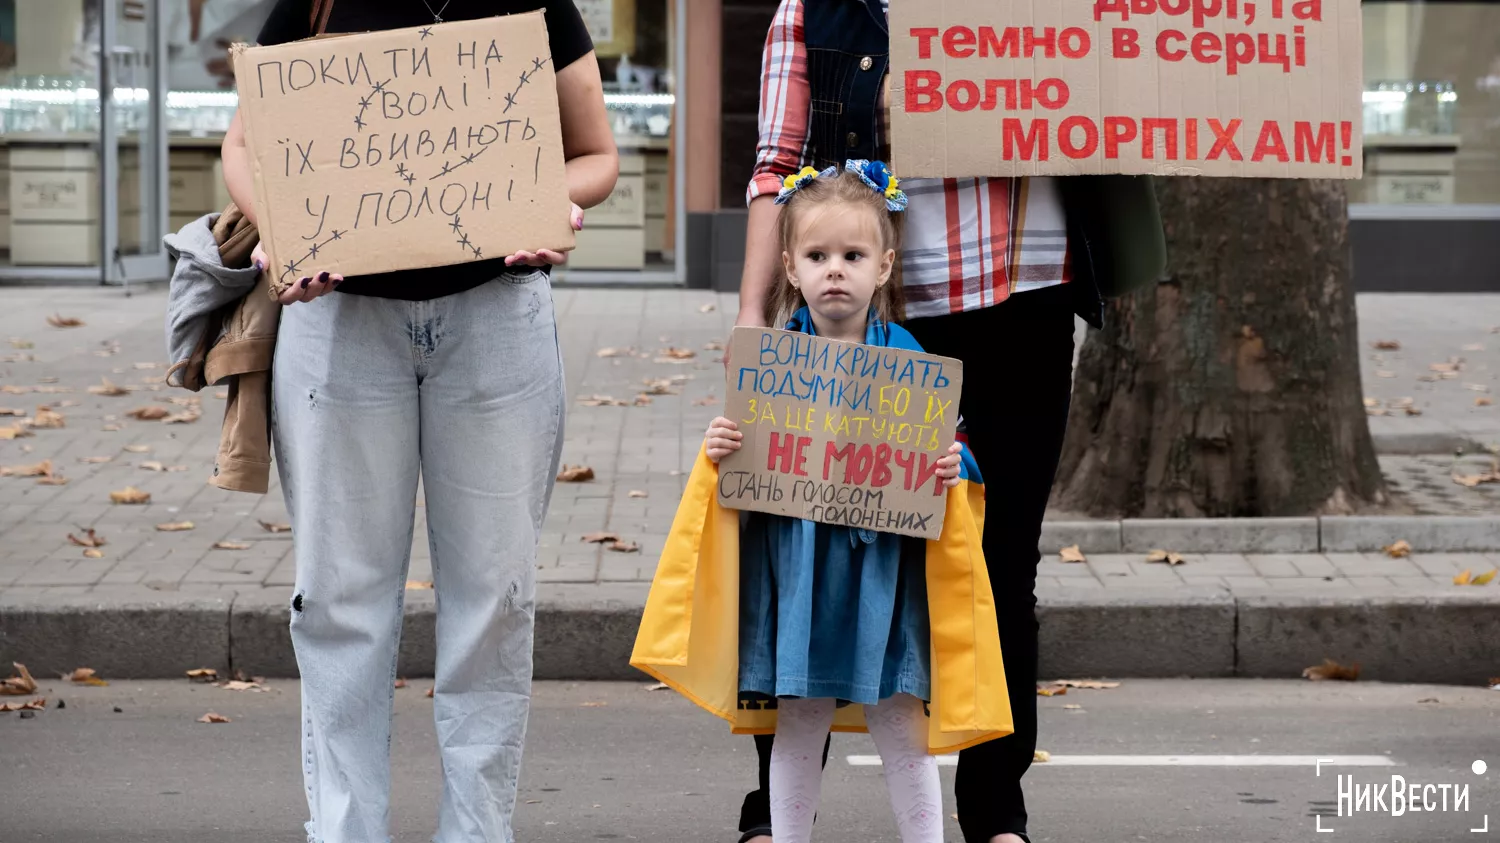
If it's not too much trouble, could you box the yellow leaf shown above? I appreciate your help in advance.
[1033,750,1052,763]
[0,424,33,439]
[1470,569,1497,586]
[405,580,433,590]
[31,407,65,429]
[185,668,218,682]
[197,712,231,723]
[1,664,39,695]
[2,459,53,478]
[556,465,595,482]
[1058,545,1087,564]
[1477,396,1494,408]
[156,522,195,532]
[1036,685,1067,697]
[126,406,169,421]
[47,314,84,328]
[1383,540,1412,559]
[66,668,108,686]
[258,520,292,534]
[1454,569,1474,586]
[213,541,251,551]
[109,486,151,505]
[1052,679,1123,689]
[1372,340,1401,350]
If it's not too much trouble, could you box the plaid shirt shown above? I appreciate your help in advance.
[747,0,1071,319]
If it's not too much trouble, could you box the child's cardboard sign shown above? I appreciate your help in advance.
[890,0,1363,179]
[230,13,574,294]
[719,327,964,541]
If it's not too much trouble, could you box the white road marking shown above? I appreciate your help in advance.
[846,754,1399,767]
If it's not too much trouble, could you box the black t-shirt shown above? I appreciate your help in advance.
[255,0,593,300]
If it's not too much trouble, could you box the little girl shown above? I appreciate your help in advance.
[632,160,1011,843]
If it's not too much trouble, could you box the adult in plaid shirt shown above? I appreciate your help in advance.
[731,3,1165,842]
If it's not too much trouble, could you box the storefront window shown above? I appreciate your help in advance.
[1354,1,1500,207]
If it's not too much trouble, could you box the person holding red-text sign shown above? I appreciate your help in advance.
[731,2,1166,843]
[217,2,617,843]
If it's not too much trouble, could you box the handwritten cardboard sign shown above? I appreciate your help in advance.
[719,327,965,541]
[890,0,1363,179]
[230,13,574,295]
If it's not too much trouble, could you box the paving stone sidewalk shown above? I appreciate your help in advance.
[0,286,1497,601]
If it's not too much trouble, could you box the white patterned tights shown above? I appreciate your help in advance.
[768,694,943,843]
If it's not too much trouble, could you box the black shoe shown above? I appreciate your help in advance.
[737,825,772,843]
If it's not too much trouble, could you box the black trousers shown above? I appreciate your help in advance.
[736,285,1078,843]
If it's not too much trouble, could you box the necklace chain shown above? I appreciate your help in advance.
[420,0,452,22]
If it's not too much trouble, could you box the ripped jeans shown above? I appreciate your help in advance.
[272,271,566,843]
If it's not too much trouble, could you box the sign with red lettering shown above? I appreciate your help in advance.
[718,327,965,541]
[890,0,1362,178]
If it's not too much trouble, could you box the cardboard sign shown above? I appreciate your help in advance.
[230,13,574,294]
[890,0,1363,179]
[719,328,964,541]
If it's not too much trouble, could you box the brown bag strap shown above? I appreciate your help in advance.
[310,0,335,36]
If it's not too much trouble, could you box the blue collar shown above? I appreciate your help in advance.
[784,306,892,346]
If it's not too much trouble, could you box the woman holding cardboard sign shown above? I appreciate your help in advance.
[731,2,1166,843]
[218,2,617,842]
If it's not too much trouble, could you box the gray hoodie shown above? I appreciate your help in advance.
[163,213,260,388]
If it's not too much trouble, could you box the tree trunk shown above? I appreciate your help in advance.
[1052,178,1387,518]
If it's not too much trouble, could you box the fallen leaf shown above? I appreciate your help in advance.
[1058,545,1087,564]
[67,528,105,548]
[197,712,231,724]
[525,799,543,805]
[578,395,628,407]
[595,347,631,358]
[31,407,65,429]
[704,341,725,352]
[582,532,621,544]
[607,540,641,553]
[556,465,595,482]
[1303,659,1361,681]
[1051,679,1123,690]
[394,679,408,689]
[633,395,654,407]
[221,680,264,692]
[110,486,151,505]
[1479,398,1494,408]
[156,522,195,532]
[66,668,109,686]
[692,395,718,407]
[82,547,103,558]
[644,682,669,691]
[162,410,201,424]
[1036,685,1067,697]
[658,347,697,360]
[1418,697,1440,704]
[1146,549,1186,565]
[1362,397,1379,408]
[213,541,251,551]
[185,668,218,682]
[628,490,649,499]
[47,315,84,328]
[9,338,34,349]
[699,303,717,313]
[258,520,292,534]
[426,687,435,698]
[100,424,122,432]
[1455,569,1474,585]
[88,378,130,396]
[642,379,679,396]
[127,406,169,421]
[1,459,53,478]
[1375,370,1397,378]
[133,362,161,370]
[1033,750,1052,763]
[0,698,46,712]
[1,664,39,696]
[167,396,201,407]
[139,461,166,472]
[0,425,33,439]
[1366,407,1390,417]
[1383,540,1412,559]
[0,408,24,417]
[123,445,151,454]
[405,580,433,590]
[580,701,609,707]
[78,456,112,464]
[1471,569,1498,586]
[1372,340,1401,350]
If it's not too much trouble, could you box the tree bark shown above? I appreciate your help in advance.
[1052,177,1387,518]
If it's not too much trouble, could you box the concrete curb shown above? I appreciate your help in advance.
[1041,516,1500,554]
[5,584,1497,685]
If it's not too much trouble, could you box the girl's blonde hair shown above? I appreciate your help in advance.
[766,169,905,328]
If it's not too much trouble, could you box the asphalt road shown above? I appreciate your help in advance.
[3,678,1497,842]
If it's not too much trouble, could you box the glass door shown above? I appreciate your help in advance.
[102,0,169,286]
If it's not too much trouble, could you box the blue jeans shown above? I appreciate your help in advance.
[272,272,566,843]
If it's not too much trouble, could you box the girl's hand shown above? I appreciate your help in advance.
[252,243,344,306]
[503,203,584,268]
[935,442,964,489]
[705,417,743,463]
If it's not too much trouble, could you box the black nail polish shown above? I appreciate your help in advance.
[317,271,329,283]
[301,277,311,289]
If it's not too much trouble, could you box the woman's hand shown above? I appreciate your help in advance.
[503,203,584,268]
[935,442,964,489]
[705,417,743,463]
[256,244,344,305]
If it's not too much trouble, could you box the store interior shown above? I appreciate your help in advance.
[0,0,679,281]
